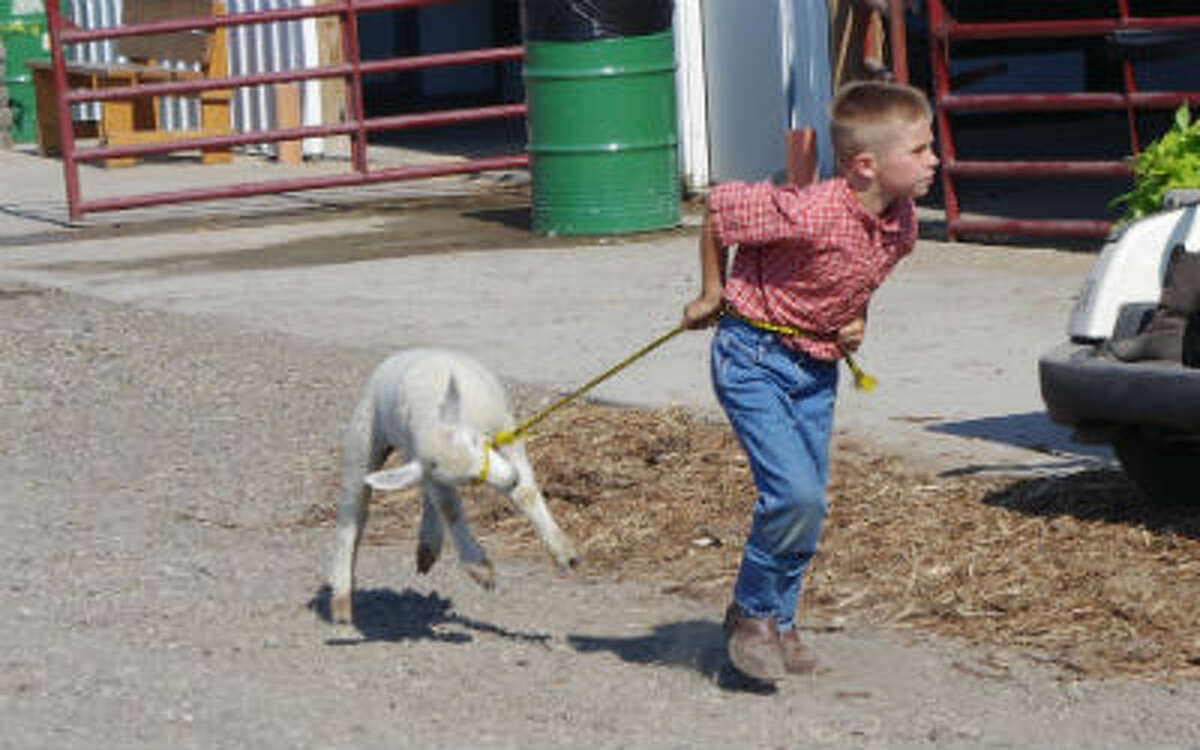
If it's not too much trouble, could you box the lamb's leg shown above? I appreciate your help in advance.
[416,490,445,574]
[502,442,579,569]
[424,480,495,590]
[329,395,389,624]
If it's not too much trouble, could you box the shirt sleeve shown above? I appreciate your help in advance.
[708,180,805,248]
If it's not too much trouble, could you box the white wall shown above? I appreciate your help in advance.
[673,0,709,193]
[677,0,835,188]
[701,0,789,183]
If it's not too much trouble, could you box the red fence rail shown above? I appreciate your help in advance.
[43,0,528,219]
[927,0,1200,240]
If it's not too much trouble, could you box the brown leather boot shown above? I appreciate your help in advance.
[723,603,785,681]
[778,627,819,674]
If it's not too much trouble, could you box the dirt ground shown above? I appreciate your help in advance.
[4,279,1200,749]
[301,400,1200,683]
[3,170,1200,747]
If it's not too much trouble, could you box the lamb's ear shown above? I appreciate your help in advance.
[438,375,461,425]
[364,461,424,491]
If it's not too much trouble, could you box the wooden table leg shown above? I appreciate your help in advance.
[98,72,140,168]
[200,90,233,165]
[31,68,63,157]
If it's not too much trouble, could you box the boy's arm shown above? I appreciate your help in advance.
[682,211,727,329]
[708,180,808,247]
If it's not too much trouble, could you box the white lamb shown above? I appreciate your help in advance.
[328,348,579,624]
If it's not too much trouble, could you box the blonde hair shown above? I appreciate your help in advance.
[831,81,932,164]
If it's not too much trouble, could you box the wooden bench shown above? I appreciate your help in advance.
[28,0,232,168]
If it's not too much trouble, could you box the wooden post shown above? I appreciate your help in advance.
[316,0,348,155]
[99,73,138,168]
[199,2,233,165]
[274,83,302,163]
[787,127,818,187]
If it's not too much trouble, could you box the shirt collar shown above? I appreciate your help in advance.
[836,177,909,236]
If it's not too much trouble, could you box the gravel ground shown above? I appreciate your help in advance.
[4,281,1200,750]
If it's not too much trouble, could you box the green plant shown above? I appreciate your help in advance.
[1112,104,1200,222]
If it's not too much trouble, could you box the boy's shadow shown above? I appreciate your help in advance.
[567,620,778,695]
[309,585,552,648]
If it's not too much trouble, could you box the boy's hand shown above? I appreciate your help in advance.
[837,317,866,352]
[682,293,723,329]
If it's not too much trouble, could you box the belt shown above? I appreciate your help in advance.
[719,303,877,391]
[720,303,831,341]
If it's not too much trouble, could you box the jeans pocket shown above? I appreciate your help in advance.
[786,352,838,401]
[712,323,764,398]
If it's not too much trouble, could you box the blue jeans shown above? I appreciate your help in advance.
[711,316,838,630]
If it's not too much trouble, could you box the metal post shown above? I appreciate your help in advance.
[1116,0,1141,154]
[926,0,959,240]
[44,1,82,221]
[888,0,907,84]
[340,0,368,173]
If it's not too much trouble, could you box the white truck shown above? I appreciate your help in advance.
[1038,190,1200,505]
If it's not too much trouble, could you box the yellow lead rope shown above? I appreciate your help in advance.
[476,309,877,484]
[476,324,687,483]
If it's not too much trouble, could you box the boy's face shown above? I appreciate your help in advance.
[872,116,938,202]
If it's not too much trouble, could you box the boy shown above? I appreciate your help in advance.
[681,81,938,682]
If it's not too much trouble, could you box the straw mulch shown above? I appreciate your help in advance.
[309,401,1200,681]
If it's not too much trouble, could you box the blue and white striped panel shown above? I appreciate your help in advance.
[65,0,321,156]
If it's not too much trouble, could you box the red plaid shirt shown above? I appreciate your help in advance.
[709,177,917,361]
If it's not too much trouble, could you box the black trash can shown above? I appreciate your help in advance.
[522,0,674,42]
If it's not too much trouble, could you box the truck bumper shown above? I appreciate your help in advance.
[1038,342,1200,433]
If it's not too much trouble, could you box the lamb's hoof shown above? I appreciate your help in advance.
[555,541,581,570]
[331,593,353,625]
[464,559,495,590]
[416,543,439,574]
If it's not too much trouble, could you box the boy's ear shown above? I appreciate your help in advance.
[844,149,877,181]
[438,375,461,425]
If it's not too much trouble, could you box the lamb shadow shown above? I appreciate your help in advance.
[981,469,1200,541]
[309,585,552,648]
[567,620,777,695]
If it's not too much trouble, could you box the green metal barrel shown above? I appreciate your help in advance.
[524,29,680,235]
[1,0,51,143]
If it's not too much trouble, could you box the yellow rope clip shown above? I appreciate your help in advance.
[840,349,877,392]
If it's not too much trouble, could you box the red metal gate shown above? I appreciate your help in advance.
[43,0,528,220]
[927,1,1200,240]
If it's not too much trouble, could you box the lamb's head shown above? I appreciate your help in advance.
[364,375,518,492]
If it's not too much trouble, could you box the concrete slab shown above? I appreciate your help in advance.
[0,145,1109,477]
